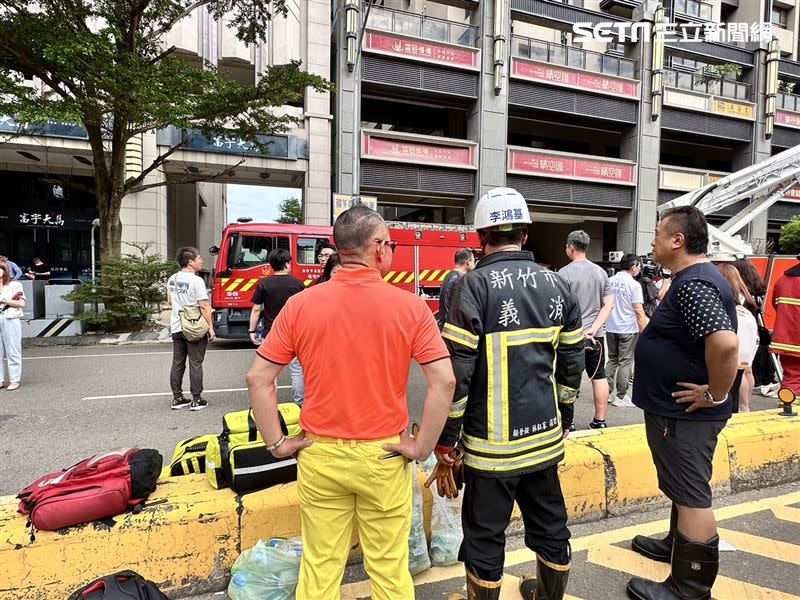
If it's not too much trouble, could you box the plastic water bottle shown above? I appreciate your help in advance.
[228,572,250,600]
[256,322,265,344]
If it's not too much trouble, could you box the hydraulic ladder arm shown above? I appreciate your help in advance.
[659,145,800,256]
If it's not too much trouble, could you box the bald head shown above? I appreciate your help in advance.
[333,205,386,252]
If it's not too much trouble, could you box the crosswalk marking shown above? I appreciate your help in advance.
[340,492,800,599]
[772,505,800,523]
[716,528,800,565]
[587,544,800,600]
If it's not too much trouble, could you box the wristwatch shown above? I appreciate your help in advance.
[703,390,729,406]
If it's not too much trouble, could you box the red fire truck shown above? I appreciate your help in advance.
[208,221,480,339]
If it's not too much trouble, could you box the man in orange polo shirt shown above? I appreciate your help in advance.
[246,205,456,600]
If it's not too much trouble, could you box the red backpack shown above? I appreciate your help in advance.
[17,448,162,538]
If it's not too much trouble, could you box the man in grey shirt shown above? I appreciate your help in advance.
[558,231,615,429]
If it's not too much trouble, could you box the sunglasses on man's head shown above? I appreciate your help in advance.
[375,239,398,252]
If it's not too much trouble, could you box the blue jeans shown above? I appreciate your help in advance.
[289,358,304,407]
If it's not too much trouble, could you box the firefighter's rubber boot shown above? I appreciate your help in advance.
[626,531,719,600]
[446,567,502,600]
[631,503,678,563]
[519,557,571,600]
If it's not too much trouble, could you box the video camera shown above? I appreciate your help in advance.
[639,256,669,283]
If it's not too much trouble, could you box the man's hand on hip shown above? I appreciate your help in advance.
[673,381,723,413]
[383,430,425,462]
[271,431,313,459]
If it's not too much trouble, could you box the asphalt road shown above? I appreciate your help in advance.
[183,481,800,600]
[0,340,783,496]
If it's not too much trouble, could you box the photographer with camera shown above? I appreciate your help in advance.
[639,258,671,318]
[0,259,26,391]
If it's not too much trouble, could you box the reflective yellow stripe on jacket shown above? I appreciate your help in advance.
[775,297,800,306]
[442,323,479,349]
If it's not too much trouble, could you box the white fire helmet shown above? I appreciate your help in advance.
[473,187,532,231]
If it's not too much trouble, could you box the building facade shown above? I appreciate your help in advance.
[332,0,800,267]
[4,0,800,279]
[0,0,332,278]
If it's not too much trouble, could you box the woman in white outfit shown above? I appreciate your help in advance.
[0,259,26,391]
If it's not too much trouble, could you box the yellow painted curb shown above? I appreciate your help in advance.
[559,440,607,521]
[0,476,239,600]
[1,410,797,599]
[240,481,302,551]
[720,410,800,489]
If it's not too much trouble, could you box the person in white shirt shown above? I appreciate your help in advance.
[0,259,27,391]
[606,254,648,407]
[167,247,215,411]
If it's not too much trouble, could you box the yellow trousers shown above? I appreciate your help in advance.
[296,434,414,600]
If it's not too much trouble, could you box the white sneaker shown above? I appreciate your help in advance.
[760,384,780,397]
[610,395,635,407]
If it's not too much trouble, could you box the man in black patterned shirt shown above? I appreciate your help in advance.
[627,207,739,600]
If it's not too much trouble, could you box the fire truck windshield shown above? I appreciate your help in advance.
[226,233,289,270]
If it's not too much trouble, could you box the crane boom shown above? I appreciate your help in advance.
[659,145,800,256]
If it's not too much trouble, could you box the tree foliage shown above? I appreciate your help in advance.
[276,197,302,224]
[66,243,177,331]
[779,215,800,255]
[0,0,330,262]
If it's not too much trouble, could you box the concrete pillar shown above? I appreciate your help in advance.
[467,0,510,223]
[732,47,771,253]
[617,4,662,256]
[304,0,333,225]
[332,1,357,197]
[120,131,169,258]
[197,182,227,266]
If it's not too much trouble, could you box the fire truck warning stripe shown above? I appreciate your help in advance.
[418,270,430,282]
[226,278,245,292]
[220,278,230,286]
[429,270,441,281]
[239,280,259,292]
[393,271,408,284]
[384,272,395,282]
[439,270,451,281]
[304,280,313,287]
[404,273,415,284]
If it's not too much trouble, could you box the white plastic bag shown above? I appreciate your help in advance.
[430,480,463,566]
[228,538,303,600]
[408,463,431,575]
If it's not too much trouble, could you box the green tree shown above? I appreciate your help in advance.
[66,243,177,331]
[0,0,330,263]
[779,215,800,255]
[276,197,302,224]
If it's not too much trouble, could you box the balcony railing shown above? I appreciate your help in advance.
[366,5,478,48]
[777,92,800,112]
[673,0,713,21]
[511,36,637,79]
[662,68,751,101]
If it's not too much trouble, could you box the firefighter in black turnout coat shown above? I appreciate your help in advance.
[436,188,585,600]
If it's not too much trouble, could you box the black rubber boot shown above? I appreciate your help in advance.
[627,531,719,600]
[519,557,571,600]
[631,504,677,563]
[447,568,502,600]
